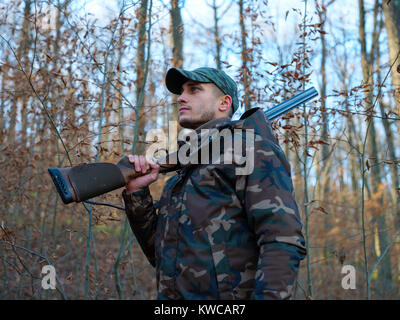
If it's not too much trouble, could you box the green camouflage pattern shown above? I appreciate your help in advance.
[165,67,239,112]
[122,108,306,299]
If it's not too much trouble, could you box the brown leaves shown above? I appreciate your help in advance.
[282,124,294,130]
[0,225,14,242]
[305,200,329,215]
[308,139,330,150]
[281,112,294,120]
[365,182,390,216]
[61,76,67,87]
[66,273,73,282]
[383,159,399,165]
[106,217,121,222]
[222,61,233,68]
[24,290,32,297]
[313,206,329,215]
[304,200,318,207]
[317,139,330,145]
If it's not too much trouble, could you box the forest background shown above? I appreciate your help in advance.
[1,0,400,300]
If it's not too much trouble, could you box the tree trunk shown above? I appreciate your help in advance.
[169,0,184,120]
[376,32,400,229]
[358,0,393,297]
[212,0,222,70]
[318,1,331,202]
[347,111,360,195]
[239,0,251,110]
[0,64,6,139]
[116,22,127,155]
[133,0,149,155]
[316,1,333,251]
[170,0,184,69]
[9,0,32,144]
[382,0,400,134]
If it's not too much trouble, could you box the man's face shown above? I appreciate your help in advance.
[177,80,220,129]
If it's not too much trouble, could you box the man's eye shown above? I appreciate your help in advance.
[191,87,199,92]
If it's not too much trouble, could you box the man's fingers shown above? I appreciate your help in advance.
[149,160,160,170]
[152,171,159,180]
[133,155,140,173]
[139,156,146,174]
[127,154,158,176]
[142,155,150,173]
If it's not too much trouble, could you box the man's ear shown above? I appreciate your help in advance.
[218,95,232,114]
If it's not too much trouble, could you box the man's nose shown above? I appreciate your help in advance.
[177,92,187,104]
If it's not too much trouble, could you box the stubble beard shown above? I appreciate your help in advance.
[179,108,216,129]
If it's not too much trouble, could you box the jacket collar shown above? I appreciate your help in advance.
[193,116,231,132]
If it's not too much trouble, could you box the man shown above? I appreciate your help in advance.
[122,67,306,299]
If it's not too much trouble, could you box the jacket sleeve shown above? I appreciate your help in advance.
[122,187,157,267]
[243,125,307,300]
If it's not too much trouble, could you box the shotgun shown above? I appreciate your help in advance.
[48,87,318,205]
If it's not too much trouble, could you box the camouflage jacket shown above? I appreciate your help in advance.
[122,108,306,300]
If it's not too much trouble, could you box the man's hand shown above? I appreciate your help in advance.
[126,155,160,194]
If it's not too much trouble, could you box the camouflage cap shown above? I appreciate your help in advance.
[165,67,239,112]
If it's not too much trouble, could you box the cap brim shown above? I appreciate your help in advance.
[165,68,211,94]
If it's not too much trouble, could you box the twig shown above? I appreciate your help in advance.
[0,225,37,280]
[301,0,313,298]
[0,239,68,299]
[368,228,400,286]
[83,200,125,211]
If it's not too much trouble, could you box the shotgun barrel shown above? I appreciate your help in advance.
[265,87,318,121]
